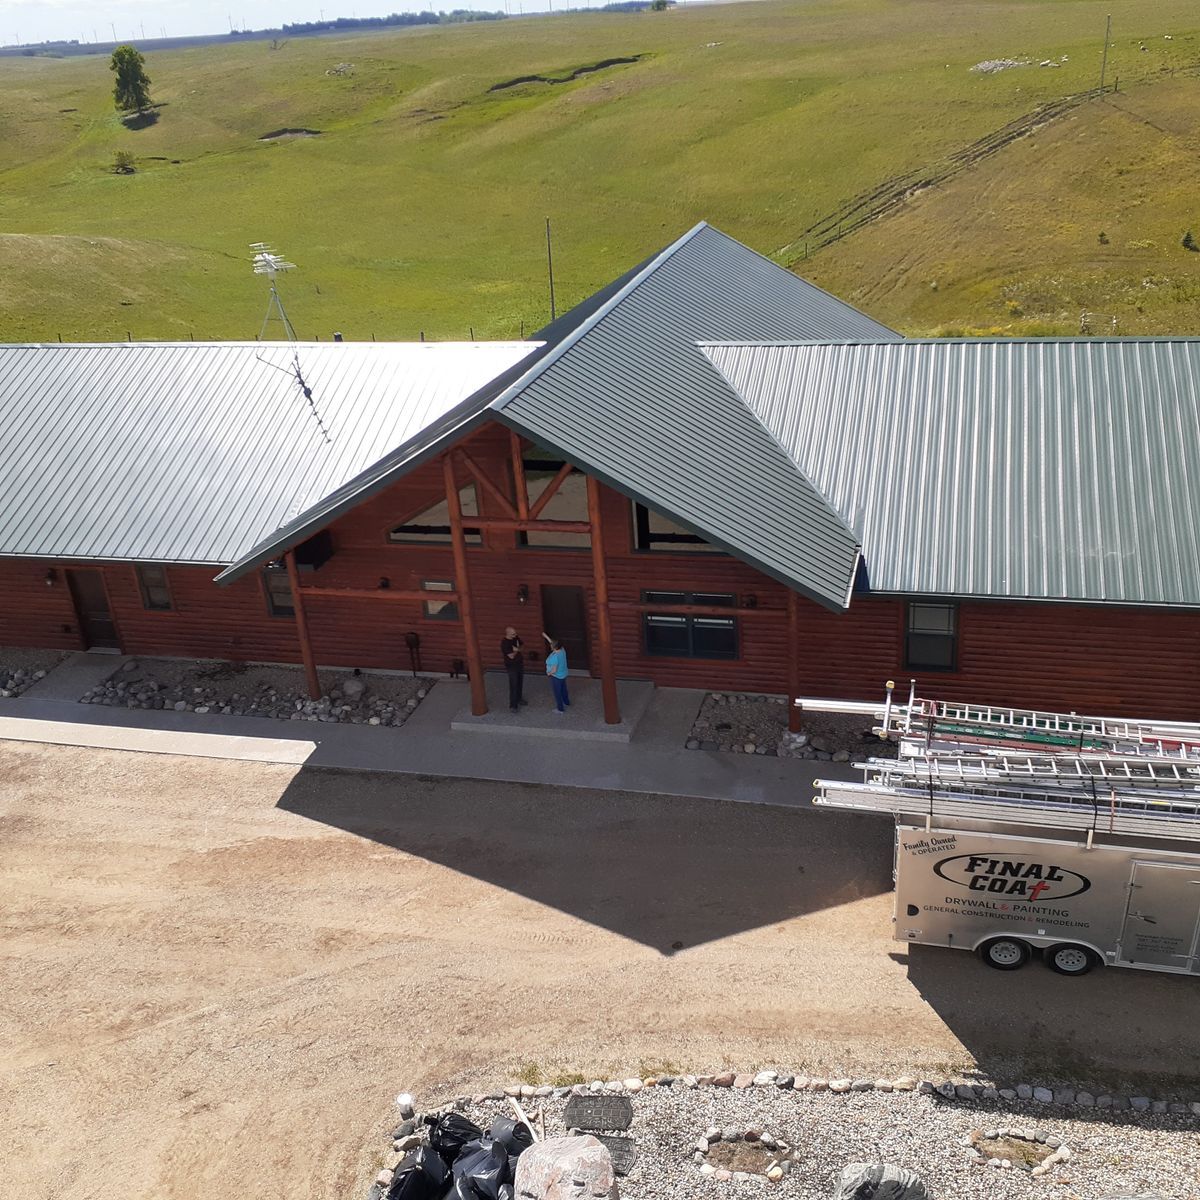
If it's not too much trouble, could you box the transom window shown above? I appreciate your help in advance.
[520,457,590,549]
[642,590,739,660]
[263,567,295,618]
[905,602,957,671]
[422,580,458,621]
[136,565,173,611]
[388,485,481,545]
[633,502,724,554]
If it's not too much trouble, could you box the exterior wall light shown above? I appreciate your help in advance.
[378,577,391,589]
[517,584,529,604]
[45,568,58,588]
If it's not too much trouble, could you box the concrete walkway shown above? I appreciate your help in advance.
[0,655,846,808]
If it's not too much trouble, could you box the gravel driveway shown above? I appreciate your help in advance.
[3,741,1198,1200]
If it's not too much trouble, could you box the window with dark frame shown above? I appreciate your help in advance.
[421,580,459,621]
[136,565,173,611]
[642,590,739,659]
[387,485,481,545]
[520,456,590,549]
[264,568,295,618]
[905,602,958,671]
[632,502,724,554]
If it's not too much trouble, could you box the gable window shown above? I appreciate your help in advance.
[422,580,458,621]
[388,485,481,545]
[520,456,590,549]
[642,590,739,660]
[905,602,957,671]
[136,565,173,611]
[633,502,724,554]
[264,567,295,618]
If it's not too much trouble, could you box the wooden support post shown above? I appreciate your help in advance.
[445,454,488,716]
[285,550,321,701]
[586,474,620,725]
[787,588,802,733]
[509,429,529,520]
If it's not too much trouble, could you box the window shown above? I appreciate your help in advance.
[264,567,295,618]
[633,502,724,554]
[520,457,590,548]
[421,580,458,621]
[136,565,173,611]
[642,590,739,659]
[388,486,481,545]
[905,602,957,671]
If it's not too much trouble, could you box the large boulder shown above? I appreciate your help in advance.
[514,1135,615,1200]
[832,1163,929,1200]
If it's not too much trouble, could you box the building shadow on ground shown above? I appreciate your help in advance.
[276,767,893,954]
[895,944,1200,1092]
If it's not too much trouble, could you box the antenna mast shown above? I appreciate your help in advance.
[251,243,298,341]
[249,242,333,444]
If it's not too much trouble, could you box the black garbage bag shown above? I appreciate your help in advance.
[451,1137,509,1200]
[427,1113,483,1166]
[387,1145,451,1200]
[486,1117,532,1181]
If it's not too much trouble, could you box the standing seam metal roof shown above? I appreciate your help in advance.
[703,339,1200,606]
[493,223,902,611]
[0,341,537,565]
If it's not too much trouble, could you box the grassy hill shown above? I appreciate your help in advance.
[1,0,1198,342]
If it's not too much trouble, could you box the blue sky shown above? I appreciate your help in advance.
[1,0,585,45]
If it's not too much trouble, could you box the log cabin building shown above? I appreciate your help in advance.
[2,223,1199,725]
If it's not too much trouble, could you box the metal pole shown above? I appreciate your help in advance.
[1098,14,1112,94]
[545,217,556,322]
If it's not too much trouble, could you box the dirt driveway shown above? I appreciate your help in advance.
[3,741,1199,1200]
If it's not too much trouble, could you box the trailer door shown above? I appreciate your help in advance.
[1118,862,1200,973]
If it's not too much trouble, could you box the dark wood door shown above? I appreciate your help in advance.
[540,584,589,671]
[67,569,120,649]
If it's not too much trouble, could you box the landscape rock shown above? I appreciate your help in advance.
[831,1162,929,1200]
[514,1135,615,1200]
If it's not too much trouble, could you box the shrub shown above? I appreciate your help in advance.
[112,150,136,174]
[1184,230,1199,252]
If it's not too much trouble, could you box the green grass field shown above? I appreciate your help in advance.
[1,0,1198,342]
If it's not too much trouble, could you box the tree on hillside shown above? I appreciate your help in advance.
[110,45,152,113]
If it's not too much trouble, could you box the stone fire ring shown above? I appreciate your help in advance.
[964,1125,1072,1175]
[695,1125,801,1183]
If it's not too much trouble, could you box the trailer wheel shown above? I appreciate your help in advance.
[1046,944,1096,976]
[979,937,1031,971]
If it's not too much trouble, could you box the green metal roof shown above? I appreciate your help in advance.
[704,338,1200,606]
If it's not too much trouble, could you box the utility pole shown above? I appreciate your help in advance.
[1098,14,1112,94]
[545,218,557,322]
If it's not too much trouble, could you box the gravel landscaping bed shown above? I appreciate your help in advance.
[79,659,433,726]
[0,646,69,697]
[388,1076,1197,1200]
[687,694,897,762]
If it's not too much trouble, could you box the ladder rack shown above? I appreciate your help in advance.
[879,687,1200,760]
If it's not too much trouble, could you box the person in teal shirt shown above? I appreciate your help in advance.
[544,636,570,713]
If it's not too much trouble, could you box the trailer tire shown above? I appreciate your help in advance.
[979,937,1031,971]
[1046,944,1097,976]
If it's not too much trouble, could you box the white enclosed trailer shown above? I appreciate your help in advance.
[811,691,1200,978]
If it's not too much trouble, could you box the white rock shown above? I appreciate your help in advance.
[699,1163,716,1177]
[623,1078,643,1092]
[514,1135,614,1200]
[829,1079,852,1093]
[792,1076,810,1090]
[753,1071,777,1086]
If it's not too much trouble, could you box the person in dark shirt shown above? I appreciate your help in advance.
[500,626,527,713]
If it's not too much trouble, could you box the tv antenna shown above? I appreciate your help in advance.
[250,242,332,443]
[251,243,299,341]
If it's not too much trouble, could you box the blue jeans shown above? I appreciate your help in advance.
[550,676,570,711]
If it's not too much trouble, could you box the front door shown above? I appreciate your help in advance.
[1118,861,1200,973]
[540,584,589,672]
[67,569,120,649]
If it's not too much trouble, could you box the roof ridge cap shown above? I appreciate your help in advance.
[488,222,710,413]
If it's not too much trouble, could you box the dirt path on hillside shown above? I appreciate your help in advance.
[3,742,1198,1200]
